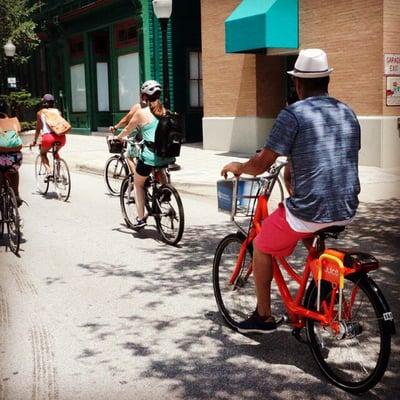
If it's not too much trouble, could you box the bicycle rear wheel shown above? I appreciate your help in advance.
[120,175,139,229]
[54,159,71,201]
[5,186,20,255]
[305,274,392,393]
[105,156,128,195]
[154,184,184,245]
[35,155,49,194]
[213,232,255,330]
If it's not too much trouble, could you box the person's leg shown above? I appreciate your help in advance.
[53,134,66,160]
[252,245,273,318]
[40,134,53,174]
[238,204,312,333]
[158,168,169,185]
[133,171,147,221]
[126,157,136,174]
[5,170,21,204]
[40,148,51,174]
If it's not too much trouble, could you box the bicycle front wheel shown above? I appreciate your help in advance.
[213,233,255,330]
[5,186,21,255]
[35,155,49,194]
[305,274,392,393]
[154,184,184,245]
[105,156,128,195]
[54,159,71,201]
[120,175,139,229]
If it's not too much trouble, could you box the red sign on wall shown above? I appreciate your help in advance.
[384,54,400,76]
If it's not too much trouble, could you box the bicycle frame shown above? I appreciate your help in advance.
[229,178,340,331]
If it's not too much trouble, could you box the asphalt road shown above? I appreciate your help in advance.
[0,165,399,399]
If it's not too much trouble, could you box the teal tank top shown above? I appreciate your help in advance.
[138,111,175,167]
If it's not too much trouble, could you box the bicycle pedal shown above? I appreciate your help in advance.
[292,328,308,344]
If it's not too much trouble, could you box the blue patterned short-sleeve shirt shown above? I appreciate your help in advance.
[265,96,360,223]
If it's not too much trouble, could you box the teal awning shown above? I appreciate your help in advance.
[225,0,298,53]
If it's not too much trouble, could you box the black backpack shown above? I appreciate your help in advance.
[153,111,183,158]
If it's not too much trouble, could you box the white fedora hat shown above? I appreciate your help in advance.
[288,48,334,78]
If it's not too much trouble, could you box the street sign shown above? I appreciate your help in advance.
[384,54,400,76]
[7,77,17,89]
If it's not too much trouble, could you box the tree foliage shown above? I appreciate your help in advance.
[0,90,40,125]
[0,0,40,65]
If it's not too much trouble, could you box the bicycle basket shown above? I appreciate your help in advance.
[217,177,260,218]
[107,138,125,153]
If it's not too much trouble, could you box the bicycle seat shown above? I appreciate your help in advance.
[53,141,62,146]
[314,225,345,239]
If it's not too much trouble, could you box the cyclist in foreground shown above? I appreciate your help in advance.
[116,80,175,229]
[221,48,361,333]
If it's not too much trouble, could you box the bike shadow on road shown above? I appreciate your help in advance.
[72,199,399,399]
[144,198,400,399]
[112,224,177,245]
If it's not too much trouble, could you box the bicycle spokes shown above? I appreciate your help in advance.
[307,275,391,392]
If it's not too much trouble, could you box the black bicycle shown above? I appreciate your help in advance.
[0,170,21,255]
[104,138,130,196]
[34,142,71,201]
[120,169,184,245]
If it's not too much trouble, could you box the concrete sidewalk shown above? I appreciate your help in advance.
[20,133,400,202]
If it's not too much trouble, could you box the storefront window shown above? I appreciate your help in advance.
[189,51,203,107]
[96,62,109,111]
[70,64,87,112]
[118,53,139,111]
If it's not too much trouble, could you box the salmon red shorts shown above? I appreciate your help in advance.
[41,132,66,150]
[254,203,313,257]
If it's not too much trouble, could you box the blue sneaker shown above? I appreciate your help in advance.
[132,218,146,230]
[237,310,281,334]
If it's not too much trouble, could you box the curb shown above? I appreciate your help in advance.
[76,163,216,198]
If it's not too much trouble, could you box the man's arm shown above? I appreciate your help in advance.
[221,147,279,178]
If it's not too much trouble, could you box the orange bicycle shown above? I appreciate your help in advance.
[213,160,395,393]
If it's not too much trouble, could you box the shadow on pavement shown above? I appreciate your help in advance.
[75,199,400,399]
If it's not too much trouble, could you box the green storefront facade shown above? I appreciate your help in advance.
[28,0,202,142]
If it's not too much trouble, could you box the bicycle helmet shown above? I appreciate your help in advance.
[42,93,54,102]
[140,80,162,96]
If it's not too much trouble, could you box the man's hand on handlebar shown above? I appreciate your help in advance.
[221,162,243,179]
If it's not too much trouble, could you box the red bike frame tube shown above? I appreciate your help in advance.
[228,186,334,328]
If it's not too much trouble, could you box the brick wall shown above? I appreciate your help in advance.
[300,0,384,115]
[201,0,257,117]
[383,0,400,116]
[201,0,399,118]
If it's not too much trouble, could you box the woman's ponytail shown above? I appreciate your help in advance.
[149,99,165,118]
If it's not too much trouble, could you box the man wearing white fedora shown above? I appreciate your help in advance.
[221,48,360,333]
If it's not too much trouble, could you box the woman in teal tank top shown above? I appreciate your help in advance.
[116,80,173,229]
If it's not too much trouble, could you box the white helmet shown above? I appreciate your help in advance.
[141,80,162,96]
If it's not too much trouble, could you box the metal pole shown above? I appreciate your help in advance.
[159,17,170,110]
